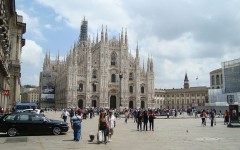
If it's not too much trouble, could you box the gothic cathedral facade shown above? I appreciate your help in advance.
[41,18,155,109]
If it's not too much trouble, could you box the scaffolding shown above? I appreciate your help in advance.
[222,58,240,93]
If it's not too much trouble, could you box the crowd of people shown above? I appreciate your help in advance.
[199,109,230,127]
[56,106,237,144]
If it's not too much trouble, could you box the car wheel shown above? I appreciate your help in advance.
[7,128,18,137]
[52,126,61,135]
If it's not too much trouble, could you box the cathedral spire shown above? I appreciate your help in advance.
[105,25,108,43]
[121,27,124,45]
[101,24,104,42]
[136,42,139,58]
[79,17,88,45]
[147,54,150,72]
[96,30,98,43]
[125,28,128,46]
[150,54,153,72]
[143,60,145,72]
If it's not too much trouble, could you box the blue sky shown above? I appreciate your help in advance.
[16,0,240,89]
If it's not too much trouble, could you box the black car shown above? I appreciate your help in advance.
[0,112,69,137]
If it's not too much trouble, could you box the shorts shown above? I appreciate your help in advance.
[109,128,114,135]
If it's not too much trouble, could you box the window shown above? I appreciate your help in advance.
[79,83,83,92]
[211,75,215,85]
[31,115,43,121]
[92,83,96,92]
[141,86,144,93]
[111,74,116,82]
[216,75,220,85]
[92,69,97,78]
[19,115,29,121]
[129,72,134,81]
[5,114,18,121]
[111,52,117,66]
[129,86,133,93]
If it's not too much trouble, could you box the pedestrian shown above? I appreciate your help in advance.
[61,109,69,122]
[143,110,148,131]
[136,111,143,131]
[40,109,45,117]
[70,111,82,141]
[98,112,109,144]
[69,108,75,118]
[107,110,116,142]
[148,110,155,131]
[31,107,37,114]
[224,110,229,125]
[200,110,207,126]
[124,110,129,123]
[209,109,215,127]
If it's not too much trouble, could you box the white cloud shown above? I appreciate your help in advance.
[21,39,44,85]
[44,24,52,29]
[16,9,45,41]
[21,40,44,67]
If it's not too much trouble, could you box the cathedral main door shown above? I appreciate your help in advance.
[141,101,145,109]
[78,99,83,109]
[129,101,133,109]
[92,100,96,108]
[110,96,116,109]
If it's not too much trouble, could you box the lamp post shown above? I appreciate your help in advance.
[119,72,123,107]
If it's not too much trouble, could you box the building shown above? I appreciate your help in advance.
[154,73,209,109]
[222,58,240,93]
[0,0,26,112]
[40,17,155,109]
[39,56,57,108]
[21,87,39,103]
[207,58,240,109]
[210,68,223,89]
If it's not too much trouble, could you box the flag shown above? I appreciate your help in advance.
[196,76,198,80]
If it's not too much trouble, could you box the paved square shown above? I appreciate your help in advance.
[0,112,239,150]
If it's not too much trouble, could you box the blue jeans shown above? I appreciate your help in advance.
[73,122,81,141]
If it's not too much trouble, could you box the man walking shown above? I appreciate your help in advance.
[107,110,116,142]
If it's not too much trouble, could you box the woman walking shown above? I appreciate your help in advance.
[98,112,109,144]
[70,111,82,141]
[200,109,207,126]
[224,110,229,125]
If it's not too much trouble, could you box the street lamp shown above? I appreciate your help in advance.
[119,72,123,107]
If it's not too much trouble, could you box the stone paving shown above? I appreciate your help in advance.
[0,111,240,150]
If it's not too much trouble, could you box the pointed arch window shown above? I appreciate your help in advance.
[129,72,134,81]
[92,69,97,78]
[129,86,133,93]
[141,86,144,94]
[111,52,117,66]
[92,83,96,92]
[111,74,116,82]
[79,83,83,92]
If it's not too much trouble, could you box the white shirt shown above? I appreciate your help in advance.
[107,115,116,129]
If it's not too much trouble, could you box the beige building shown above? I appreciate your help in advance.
[0,0,26,111]
[154,73,209,109]
[210,68,223,89]
[21,88,39,103]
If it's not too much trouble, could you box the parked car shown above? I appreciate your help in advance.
[0,112,69,137]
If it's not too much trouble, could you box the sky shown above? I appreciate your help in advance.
[16,0,240,89]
